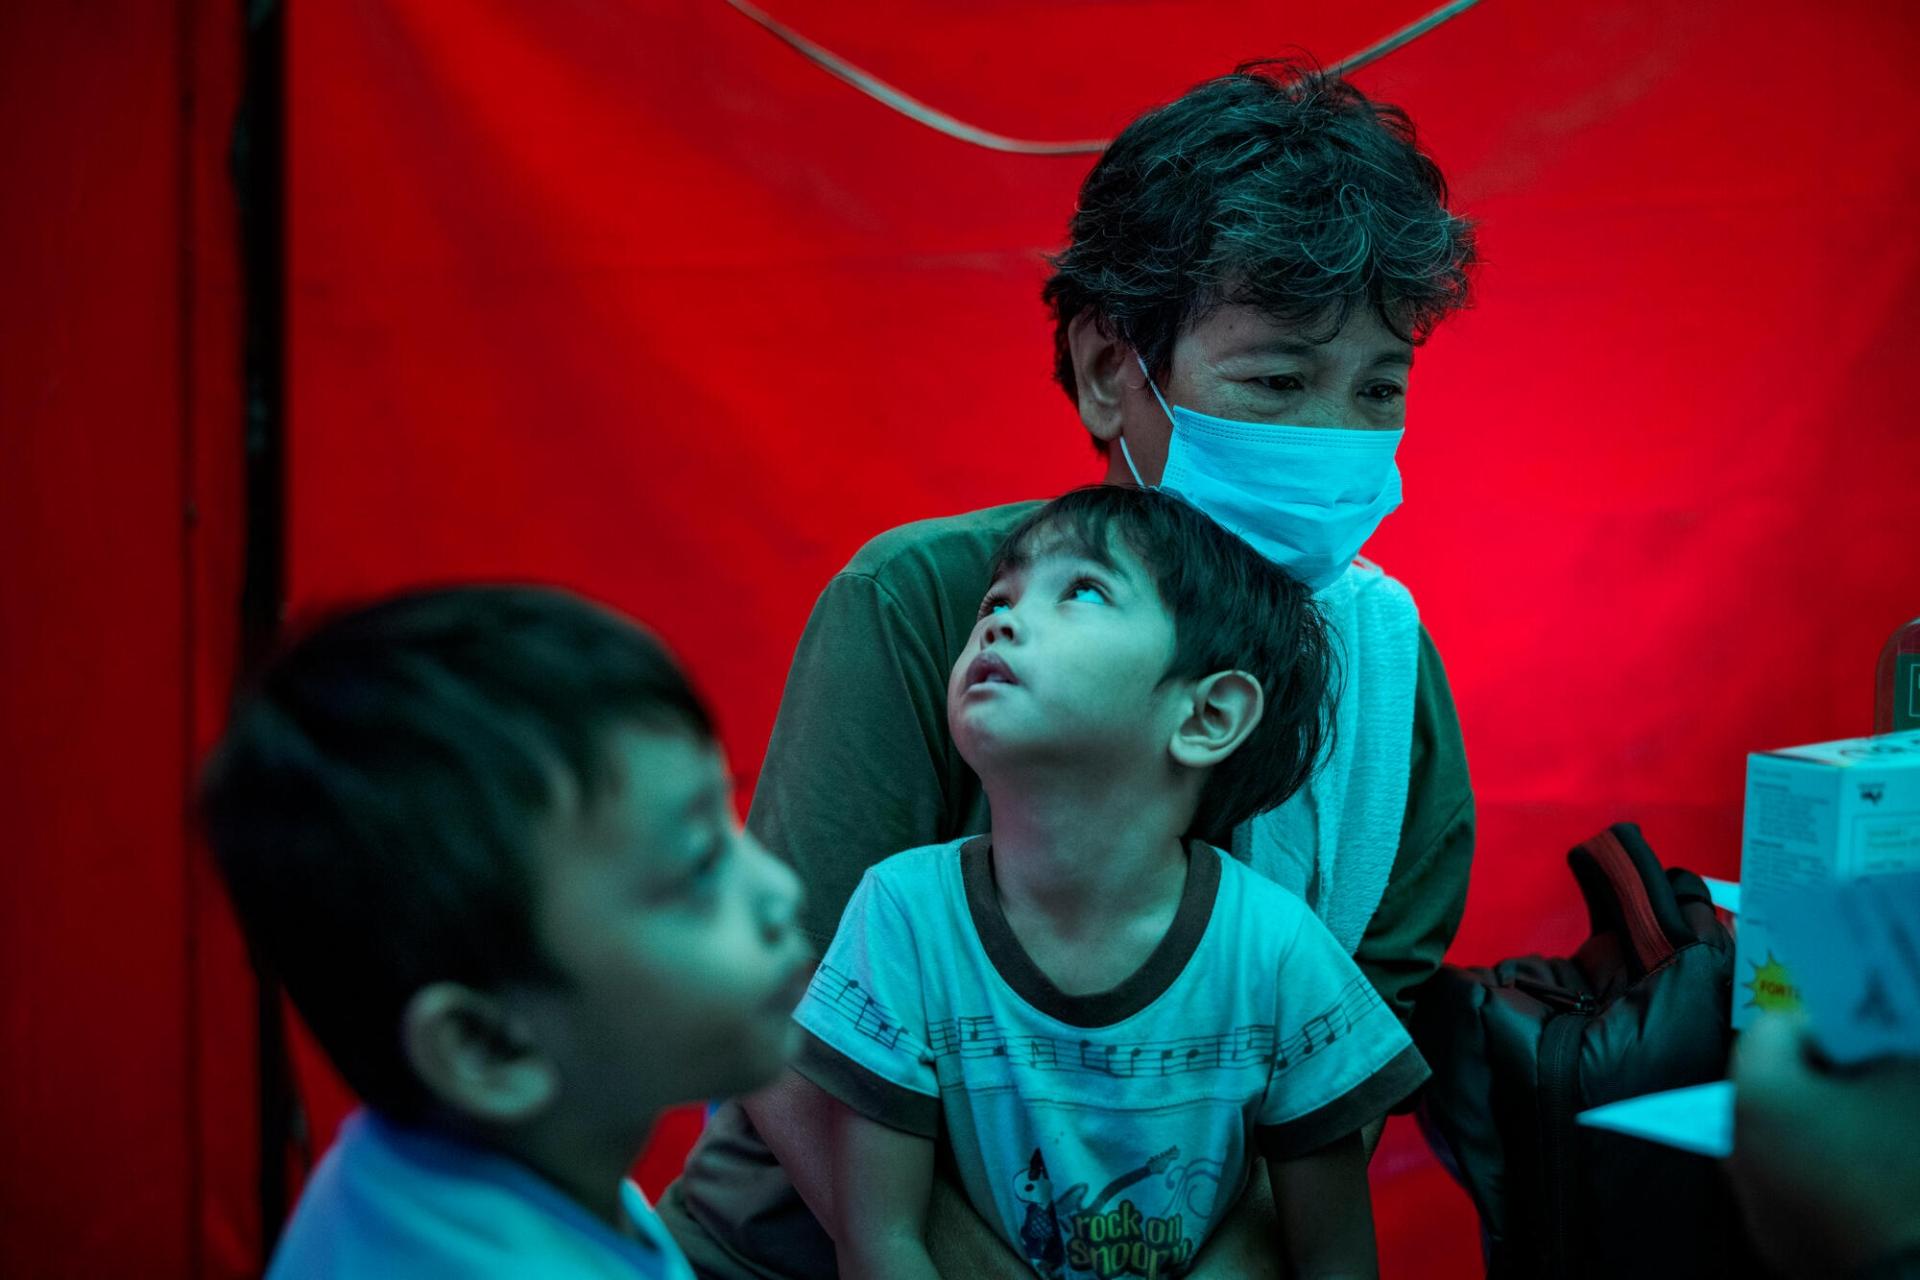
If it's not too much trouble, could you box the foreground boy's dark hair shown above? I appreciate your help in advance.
[1042,59,1476,424]
[991,487,1335,839]
[199,584,713,1116]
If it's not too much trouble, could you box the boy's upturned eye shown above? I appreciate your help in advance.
[977,591,1012,620]
[1066,579,1107,604]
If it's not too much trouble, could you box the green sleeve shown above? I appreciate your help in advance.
[1350,625,1475,1028]
[746,570,957,950]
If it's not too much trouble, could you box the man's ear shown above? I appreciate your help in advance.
[1169,671,1265,770]
[400,982,557,1125]
[1067,310,1134,444]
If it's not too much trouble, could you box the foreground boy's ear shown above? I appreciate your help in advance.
[401,982,557,1124]
[1169,671,1265,769]
[1068,310,1132,444]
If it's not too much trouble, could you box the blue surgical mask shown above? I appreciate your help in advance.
[1120,355,1404,592]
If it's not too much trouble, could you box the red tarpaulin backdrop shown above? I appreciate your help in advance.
[1,3,253,1278]
[6,1,1919,1277]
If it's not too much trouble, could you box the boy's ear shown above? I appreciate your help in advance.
[1169,671,1265,770]
[1068,310,1132,444]
[401,982,557,1125]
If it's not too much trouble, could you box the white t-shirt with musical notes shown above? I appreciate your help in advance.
[791,837,1428,1279]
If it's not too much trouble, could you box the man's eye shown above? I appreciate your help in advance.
[1256,374,1305,394]
[1361,381,1405,403]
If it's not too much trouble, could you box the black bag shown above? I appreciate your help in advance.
[1410,823,1761,1278]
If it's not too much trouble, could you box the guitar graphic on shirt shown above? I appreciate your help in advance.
[1054,1144,1180,1221]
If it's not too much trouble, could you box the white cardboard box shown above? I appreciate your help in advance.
[1734,727,1920,1028]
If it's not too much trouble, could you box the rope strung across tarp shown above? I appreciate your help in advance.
[720,0,1484,156]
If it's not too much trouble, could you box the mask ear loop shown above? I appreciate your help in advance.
[1122,352,1179,489]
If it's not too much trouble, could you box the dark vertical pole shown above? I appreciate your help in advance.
[231,0,296,1254]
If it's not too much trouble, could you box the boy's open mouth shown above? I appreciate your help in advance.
[963,651,1019,690]
[766,957,815,1014]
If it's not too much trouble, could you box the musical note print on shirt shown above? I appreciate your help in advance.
[922,973,1382,1078]
[806,960,924,1056]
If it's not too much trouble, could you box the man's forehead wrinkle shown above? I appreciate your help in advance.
[1194,294,1351,347]
[1194,296,1414,359]
[1216,337,1323,360]
[1216,339,1412,366]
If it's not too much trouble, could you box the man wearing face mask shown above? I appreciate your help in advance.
[660,61,1478,1279]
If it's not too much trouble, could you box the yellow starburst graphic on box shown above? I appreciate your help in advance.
[1742,952,1800,1014]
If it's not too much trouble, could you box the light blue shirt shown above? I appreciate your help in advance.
[267,1110,694,1280]
[793,838,1427,1279]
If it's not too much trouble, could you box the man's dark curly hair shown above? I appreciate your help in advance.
[1042,60,1476,435]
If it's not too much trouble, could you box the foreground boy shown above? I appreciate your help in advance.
[200,585,813,1279]
[793,488,1429,1279]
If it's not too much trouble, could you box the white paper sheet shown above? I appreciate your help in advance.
[1702,876,1740,913]
[1577,1080,1734,1158]
[1577,871,1920,1159]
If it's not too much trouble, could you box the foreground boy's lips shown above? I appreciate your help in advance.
[963,651,1019,690]
[766,957,815,1014]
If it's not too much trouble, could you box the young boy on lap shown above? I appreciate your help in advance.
[793,487,1427,1279]
[200,585,813,1279]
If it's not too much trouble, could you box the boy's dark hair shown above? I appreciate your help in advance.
[199,584,713,1117]
[1042,60,1476,432]
[990,486,1336,839]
